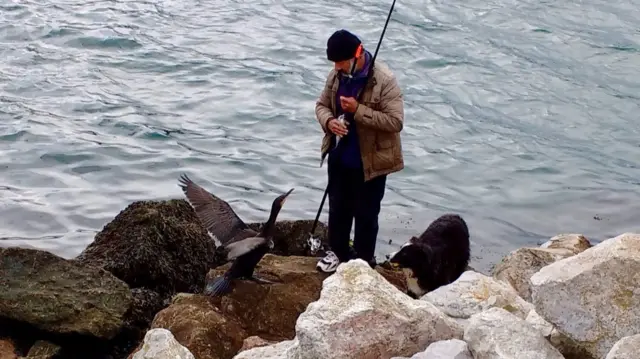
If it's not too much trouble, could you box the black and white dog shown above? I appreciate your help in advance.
[388,214,470,299]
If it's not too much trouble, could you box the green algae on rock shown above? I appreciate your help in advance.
[0,247,132,340]
[76,199,219,299]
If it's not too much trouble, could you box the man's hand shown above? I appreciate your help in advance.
[327,118,348,136]
[339,96,359,113]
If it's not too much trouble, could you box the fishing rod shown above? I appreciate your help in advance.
[307,0,398,253]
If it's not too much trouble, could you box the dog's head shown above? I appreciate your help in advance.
[388,237,425,270]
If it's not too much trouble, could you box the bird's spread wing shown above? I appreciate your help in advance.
[178,173,254,245]
[224,236,268,261]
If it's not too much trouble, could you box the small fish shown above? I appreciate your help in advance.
[334,114,348,149]
[320,114,349,168]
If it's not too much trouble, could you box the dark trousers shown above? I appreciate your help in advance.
[327,156,387,265]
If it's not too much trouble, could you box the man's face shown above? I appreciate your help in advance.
[334,59,353,74]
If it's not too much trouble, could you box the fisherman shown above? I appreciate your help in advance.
[315,29,405,273]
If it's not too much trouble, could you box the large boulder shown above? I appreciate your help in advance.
[605,334,640,359]
[238,259,464,359]
[492,234,592,301]
[149,294,246,359]
[530,232,640,359]
[0,246,132,339]
[149,255,327,359]
[204,254,329,340]
[464,307,565,359]
[421,270,533,328]
[76,199,218,299]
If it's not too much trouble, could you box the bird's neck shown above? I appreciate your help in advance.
[260,209,279,237]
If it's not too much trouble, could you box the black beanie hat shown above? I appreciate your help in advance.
[326,29,362,62]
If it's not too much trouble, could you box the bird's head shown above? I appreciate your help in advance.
[271,188,294,213]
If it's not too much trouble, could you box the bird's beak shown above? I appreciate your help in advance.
[281,188,294,204]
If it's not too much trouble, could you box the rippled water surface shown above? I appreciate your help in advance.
[1,0,639,272]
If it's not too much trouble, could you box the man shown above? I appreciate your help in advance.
[315,29,404,273]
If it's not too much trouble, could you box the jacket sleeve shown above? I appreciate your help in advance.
[353,75,404,133]
[315,71,336,133]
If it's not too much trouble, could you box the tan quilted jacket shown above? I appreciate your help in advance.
[315,60,404,181]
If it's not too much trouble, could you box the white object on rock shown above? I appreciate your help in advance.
[530,232,640,359]
[605,334,640,359]
[131,328,195,359]
[464,307,565,359]
[268,259,463,359]
[421,270,533,328]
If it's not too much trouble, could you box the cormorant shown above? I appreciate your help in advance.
[178,174,294,297]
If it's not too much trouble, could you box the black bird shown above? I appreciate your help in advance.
[178,174,294,296]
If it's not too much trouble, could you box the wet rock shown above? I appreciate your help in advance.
[0,246,132,339]
[282,259,463,359]
[248,219,329,257]
[76,199,218,300]
[205,254,330,341]
[149,255,331,359]
[605,334,640,359]
[24,340,61,359]
[492,247,575,301]
[391,339,473,359]
[149,294,246,359]
[421,270,533,329]
[464,307,564,359]
[129,328,195,359]
[0,338,17,359]
[530,232,640,359]
[540,233,592,254]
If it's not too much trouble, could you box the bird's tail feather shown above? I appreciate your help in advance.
[204,276,232,297]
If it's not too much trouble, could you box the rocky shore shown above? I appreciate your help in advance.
[1,199,639,359]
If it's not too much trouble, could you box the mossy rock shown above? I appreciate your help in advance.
[76,199,218,299]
